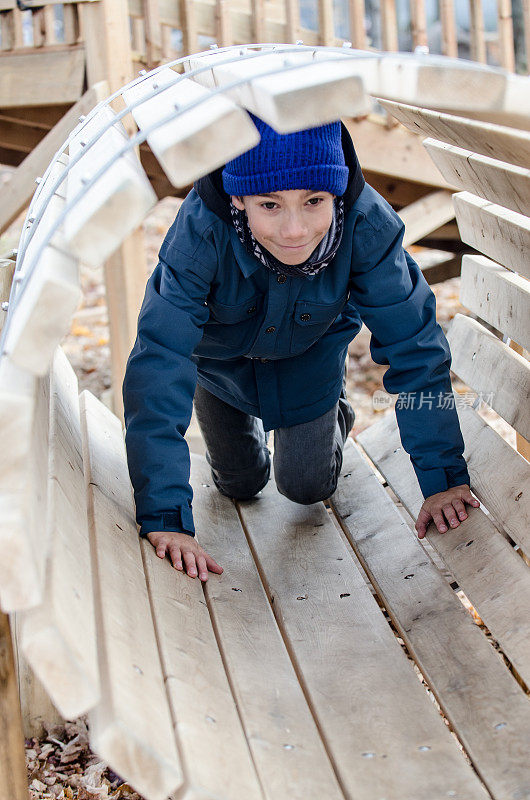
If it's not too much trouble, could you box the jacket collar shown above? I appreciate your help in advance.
[194,120,365,279]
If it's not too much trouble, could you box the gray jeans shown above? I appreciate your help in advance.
[193,372,355,506]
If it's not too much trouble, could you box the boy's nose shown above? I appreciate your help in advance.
[281,214,308,242]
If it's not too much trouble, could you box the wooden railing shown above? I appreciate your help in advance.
[0,0,528,75]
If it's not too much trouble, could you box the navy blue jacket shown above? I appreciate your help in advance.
[123,122,470,537]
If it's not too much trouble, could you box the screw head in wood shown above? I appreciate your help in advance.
[1,302,9,312]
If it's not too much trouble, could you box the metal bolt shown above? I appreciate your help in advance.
[79,140,86,147]
[28,216,35,223]
[295,39,303,45]
[152,81,159,90]
[139,69,147,76]
[1,302,9,312]
[414,45,429,55]
[342,40,352,47]
[79,115,86,122]
[174,102,180,111]
[35,176,42,184]
[80,174,91,185]
[14,274,24,283]
[210,43,219,49]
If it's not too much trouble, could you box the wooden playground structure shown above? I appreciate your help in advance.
[0,3,529,799]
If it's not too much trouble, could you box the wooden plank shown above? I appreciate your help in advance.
[187,455,349,798]
[0,612,28,800]
[10,611,63,738]
[398,189,455,247]
[0,82,109,236]
[424,138,530,216]
[452,191,530,279]
[343,117,454,189]
[460,254,530,351]
[0,258,15,331]
[181,0,199,55]
[216,0,232,46]
[455,402,530,554]
[349,0,366,48]
[285,0,300,43]
[20,348,100,720]
[446,313,530,440]
[439,0,457,57]
[380,0,398,50]
[64,105,156,267]
[357,411,530,691]
[0,47,85,107]
[0,359,45,612]
[497,0,516,71]
[5,154,81,377]
[234,448,490,798]
[185,48,371,132]
[122,68,260,188]
[79,390,183,800]
[378,99,530,169]
[409,0,428,47]
[469,0,487,62]
[318,0,334,45]
[251,0,265,42]
[142,466,266,800]
[330,438,530,800]
[143,0,162,66]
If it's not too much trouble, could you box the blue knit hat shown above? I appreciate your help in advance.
[222,113,349,197]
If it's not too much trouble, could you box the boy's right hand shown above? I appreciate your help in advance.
[147,531,224,582]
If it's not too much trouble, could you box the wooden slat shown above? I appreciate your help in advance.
[251,0,265,42]
[380,0,398,50]
[5,154,81,377]
[318,0,334,45]
[0,612,28,800]
[460,254,530,351]
[0,47,85,107]
[141,456,346,799]
[79,389,182,800]
[439,0,457,56]
[455,402,530,554]
[235,454,490,799]
[285,0,300,43]
[469,0,487,62]
[64,105,156,267]
[398,189,455,247]
[409,0,428,47]
[0,82,109,236]
[122,68,260,188]
[184,48,371,133]
[216,0,232,46]
[143,0,162,66]
[446,313,530,440]
[452,191,530,279]
[181,0,199,55]
[424,138,530,215]
[330,438,530,799]
[62,3,80,44]
[497,0,516,71]
[20,348,100,720]
[0,359,45,612]
[357,412,530,690]
[378,99,530,169]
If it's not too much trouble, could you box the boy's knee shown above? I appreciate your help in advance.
[212,460,271,501]
[276,475,338,506]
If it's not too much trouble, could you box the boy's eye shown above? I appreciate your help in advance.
[260,197,324,210]
[261,202,277,210]
[307,197,324,206]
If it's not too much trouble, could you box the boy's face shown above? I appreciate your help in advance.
[231,189,335,265]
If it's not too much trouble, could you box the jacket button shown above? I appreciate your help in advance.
[260,358,269,363]
[265,326,276,334]
[247,305,256,314]
[300,313,312,321]
[277,275,287,283]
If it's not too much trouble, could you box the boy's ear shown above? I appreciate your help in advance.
[231,195,245,211]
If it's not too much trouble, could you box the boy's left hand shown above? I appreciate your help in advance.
[415,485,480,539]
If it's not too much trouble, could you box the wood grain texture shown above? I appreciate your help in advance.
[122,68,260,188]
[452,191,530,278]
[235,453,489,799]
[446,313,530,440]
[80,390,183,800]
[0,47,85,107]
[459,254,530,350]
[0,612,28,800]
[21,349,100,720]
[423,138,530,216]
[357,412,530,691]
[187,455,345,799]
[378,99,530,169]
[330,438,530,800]
[64,106,156,267]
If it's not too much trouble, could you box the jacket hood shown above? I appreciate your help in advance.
[193,120,366,225]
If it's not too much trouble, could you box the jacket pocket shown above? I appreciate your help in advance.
[202,292,264,351]
[290,293,348,355]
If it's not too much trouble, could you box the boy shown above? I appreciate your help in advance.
[123,113,479,583]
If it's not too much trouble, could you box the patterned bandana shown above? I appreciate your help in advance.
[229,196,345,278]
